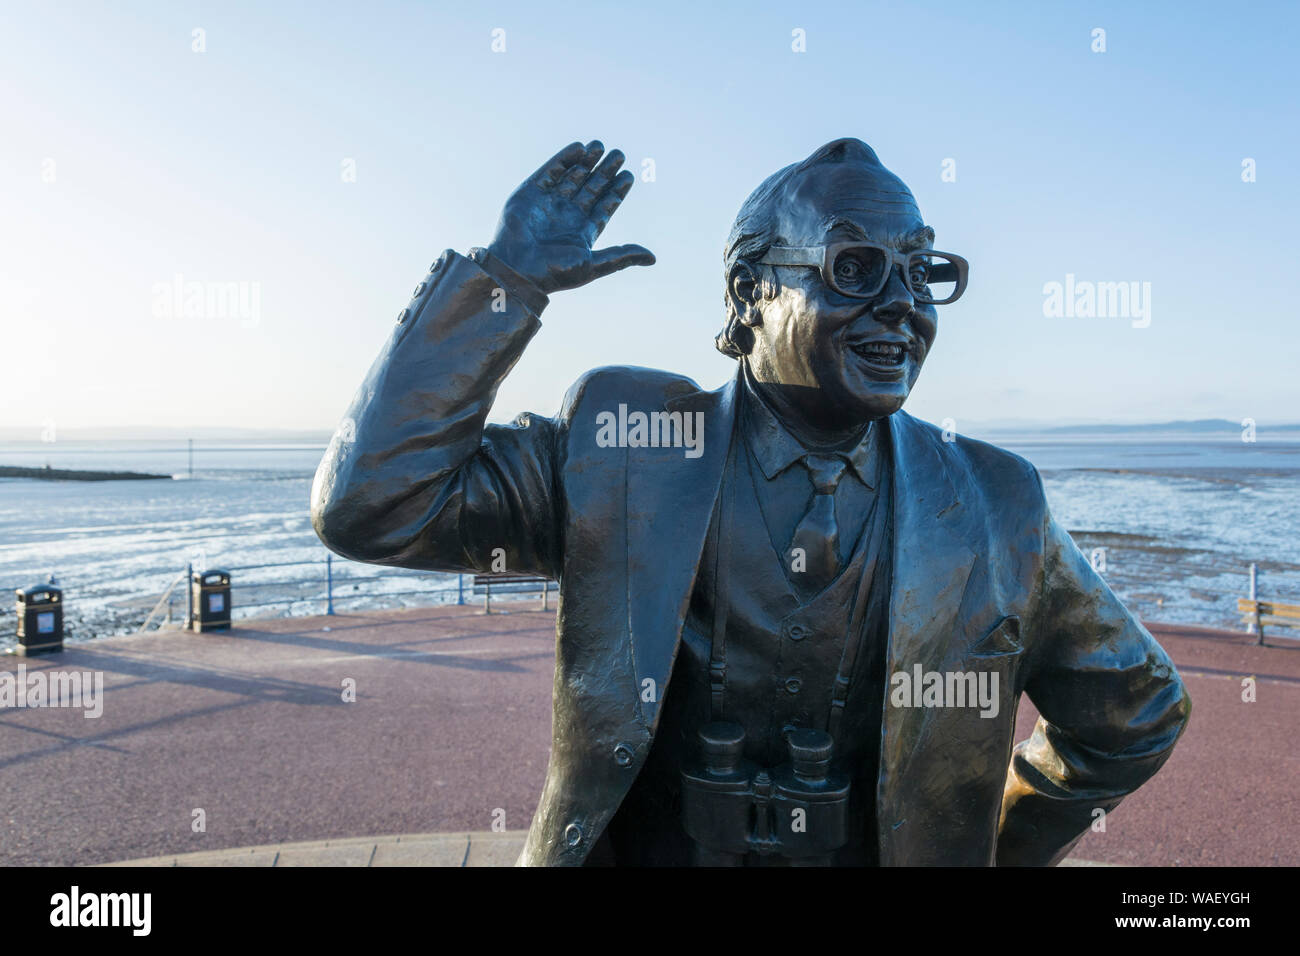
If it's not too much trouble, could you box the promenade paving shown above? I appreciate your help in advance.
[1,605,1294,866]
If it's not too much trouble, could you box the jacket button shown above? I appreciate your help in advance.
[613,743,633,767]
[564,823,583,847]
[786,623,807,641]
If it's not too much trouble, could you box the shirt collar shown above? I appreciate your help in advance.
[738,362,878,488]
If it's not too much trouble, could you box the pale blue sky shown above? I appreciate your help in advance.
[2,0,1296,433]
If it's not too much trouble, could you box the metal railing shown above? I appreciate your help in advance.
[0,551,503,638]
[200,553,466,617]
[5,551,1294,640]
[136,567,190,634]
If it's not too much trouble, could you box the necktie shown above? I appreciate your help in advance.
[789,454,846,593]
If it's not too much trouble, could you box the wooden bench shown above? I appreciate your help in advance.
[471,574,555,613]
[1238,597,1300,642]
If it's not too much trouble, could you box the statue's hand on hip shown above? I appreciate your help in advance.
[487,140,655,295]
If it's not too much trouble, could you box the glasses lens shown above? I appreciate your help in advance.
[829,245,889,296]
[906,252,962,303]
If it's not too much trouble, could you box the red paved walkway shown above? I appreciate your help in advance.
[1045,622,1299,866]
[0,608,1293,865]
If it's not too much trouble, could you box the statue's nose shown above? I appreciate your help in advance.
[872,269,917,325]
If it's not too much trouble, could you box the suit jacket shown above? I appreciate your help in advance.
[310,248,1192,866]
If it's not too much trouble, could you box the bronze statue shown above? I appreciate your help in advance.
[310,138,1191,866]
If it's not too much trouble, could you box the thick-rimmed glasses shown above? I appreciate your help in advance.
[758,242,969,305]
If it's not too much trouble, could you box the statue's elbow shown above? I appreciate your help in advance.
[1170,672,1192,741]
[311,497,356,560]
[1142,668,1192,764]
[310,479,427,567]
[309,469,372,562]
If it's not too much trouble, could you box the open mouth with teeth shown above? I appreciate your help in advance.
[850,340,910,369]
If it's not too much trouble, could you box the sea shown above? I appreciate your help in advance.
[1,433,1297,649]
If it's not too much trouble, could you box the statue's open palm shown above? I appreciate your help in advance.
[488,140,655,294]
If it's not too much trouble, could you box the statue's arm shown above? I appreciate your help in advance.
[309,249,561,576]
[996,491,1192,866]
[310,140,652,579]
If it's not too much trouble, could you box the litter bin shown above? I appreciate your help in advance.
[190,570,231,632]
[16,585,63,656]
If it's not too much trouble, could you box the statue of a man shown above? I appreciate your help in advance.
[311,138,1190,866]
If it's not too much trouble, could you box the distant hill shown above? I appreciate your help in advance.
[0,426,334,442]
[1037,419,1300,435]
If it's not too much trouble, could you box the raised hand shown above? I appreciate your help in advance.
[487,140,655,294]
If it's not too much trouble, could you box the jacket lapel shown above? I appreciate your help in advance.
[876,410,978,861]
[622,385,980,843]
[625,372,739,733]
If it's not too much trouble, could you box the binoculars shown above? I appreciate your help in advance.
[680,721,851,865]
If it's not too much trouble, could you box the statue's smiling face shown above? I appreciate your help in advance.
[746,163,939,431]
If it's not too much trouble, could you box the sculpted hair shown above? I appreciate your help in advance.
[715,138,884,359]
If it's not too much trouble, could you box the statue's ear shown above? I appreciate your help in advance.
[729,262,762,328]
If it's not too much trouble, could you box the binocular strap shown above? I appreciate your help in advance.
[706,424,890,748]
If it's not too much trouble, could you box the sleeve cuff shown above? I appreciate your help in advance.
[467,247,550,317]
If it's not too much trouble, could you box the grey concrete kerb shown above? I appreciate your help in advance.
[101,831,526,867]
[101,831,1114,866]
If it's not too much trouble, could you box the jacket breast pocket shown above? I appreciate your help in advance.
[968,614,1022,660]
